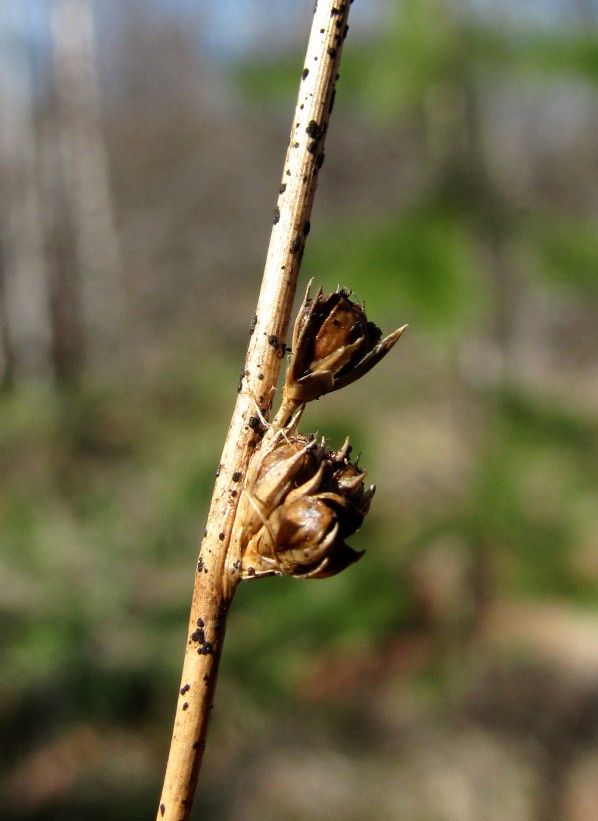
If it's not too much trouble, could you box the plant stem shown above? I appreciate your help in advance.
[156,3,353,819]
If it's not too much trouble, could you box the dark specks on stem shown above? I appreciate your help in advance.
[279,183,287,194]
[273,206,280,225]
[302,67,309,80]
[327,47,337,59]
[265,335,287,359]
[160,804,166,817]
[306,119,323,142]
[191,623,213,655]
[190,627,205,644]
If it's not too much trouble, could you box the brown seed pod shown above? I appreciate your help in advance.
[283,280,407,403]
[233,429,323,544]
[226,429,321,584]
[236,433,373,580]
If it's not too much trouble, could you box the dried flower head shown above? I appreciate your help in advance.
[232,430,324,548]
[283,281,407,404]
[233,432,373,580]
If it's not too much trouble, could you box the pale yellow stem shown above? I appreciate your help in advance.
[156,3,353,819]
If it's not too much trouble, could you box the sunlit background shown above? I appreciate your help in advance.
[1,1,598,819]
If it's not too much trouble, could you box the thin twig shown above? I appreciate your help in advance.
[157,4,352,819]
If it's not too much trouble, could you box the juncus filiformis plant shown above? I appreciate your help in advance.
[227,283,405,585]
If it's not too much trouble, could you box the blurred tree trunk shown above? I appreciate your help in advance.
[0,4,54,386]
[51,0,127,368]
[39,113,87,384]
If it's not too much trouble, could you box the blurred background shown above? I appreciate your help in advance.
[1,0,598,819]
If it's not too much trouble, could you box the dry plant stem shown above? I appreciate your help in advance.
[157,3,352,820]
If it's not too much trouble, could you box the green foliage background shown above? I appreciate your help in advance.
[2,2,598,819]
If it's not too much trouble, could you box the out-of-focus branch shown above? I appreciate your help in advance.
[52,0,126,362]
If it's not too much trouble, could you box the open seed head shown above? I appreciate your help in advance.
[284,281,407,403]
[238,434,373,580]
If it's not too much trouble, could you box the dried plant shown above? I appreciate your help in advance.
[227,286,405,588]
[232,423,371,582]
[274,280,407,427]
[156,5,405,820]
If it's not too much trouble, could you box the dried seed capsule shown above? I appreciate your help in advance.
[234,430,323,541]
[237,434,372,580]
[226,429,323,587]
[283,280,407,404]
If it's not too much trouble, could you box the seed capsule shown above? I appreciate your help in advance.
[236,433,373,580]
[283,281,407,404]
[233,430,323,545]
